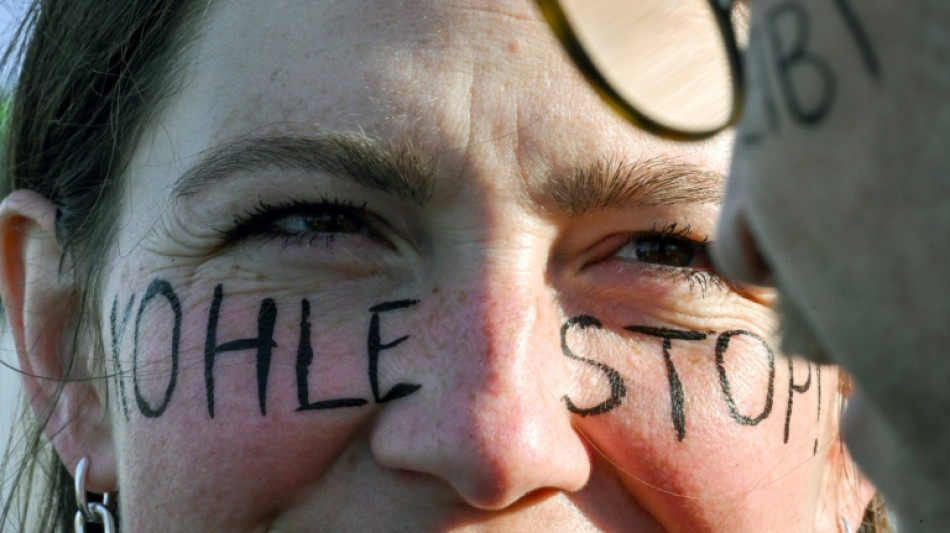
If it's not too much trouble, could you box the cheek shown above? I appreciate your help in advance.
[571,328,836,521]
[107,285,379,527]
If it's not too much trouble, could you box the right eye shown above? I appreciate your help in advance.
[225,198,376,248]
[271,207,364,235]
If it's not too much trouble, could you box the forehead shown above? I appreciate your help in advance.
[173,1,623,146]
[123,0,730,224]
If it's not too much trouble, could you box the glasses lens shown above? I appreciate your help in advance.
[559,0,735,133]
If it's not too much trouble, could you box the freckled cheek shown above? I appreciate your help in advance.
[569,331,831,499]
[110,303,377,525]
[112,301,373,416]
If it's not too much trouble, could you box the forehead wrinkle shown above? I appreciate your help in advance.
[545,156,723,217]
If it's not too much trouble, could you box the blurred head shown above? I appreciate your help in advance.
[1,0,874,531]
[714,0,950,526]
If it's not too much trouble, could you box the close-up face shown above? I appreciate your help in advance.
[1,0,874,531]
[715,0,950,524]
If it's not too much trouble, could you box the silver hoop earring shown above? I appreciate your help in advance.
[840,516,852,533]
[74,457,117,533]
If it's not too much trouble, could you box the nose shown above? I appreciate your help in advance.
[713,189,775,287]
[369,254,592,510]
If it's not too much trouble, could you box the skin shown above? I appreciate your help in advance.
[715,0,950,530]
[0,1,873,531]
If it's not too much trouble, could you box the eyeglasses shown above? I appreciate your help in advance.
[535,0,746,141]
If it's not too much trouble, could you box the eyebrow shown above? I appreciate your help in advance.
[547,156,723,216]
[173,132,435,205]
[174,132,720,215]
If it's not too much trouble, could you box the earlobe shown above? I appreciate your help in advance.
[0,189,116,493]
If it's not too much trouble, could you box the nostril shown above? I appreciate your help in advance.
[371,394,593,512]
[713,200,774,287]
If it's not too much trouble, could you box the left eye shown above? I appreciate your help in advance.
[618,234,712,270]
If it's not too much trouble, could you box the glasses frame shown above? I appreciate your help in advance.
[535,0,745,141]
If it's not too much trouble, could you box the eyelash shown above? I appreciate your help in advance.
[619,222,726,295]
[223,203,724,293]
[224,197,373,249]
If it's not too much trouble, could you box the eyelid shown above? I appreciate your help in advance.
[614,223,709,261]
[608,223,728,294]
[222,197,373,245]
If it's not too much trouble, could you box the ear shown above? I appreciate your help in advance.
[0,189,116,493]
[814,371,877,532]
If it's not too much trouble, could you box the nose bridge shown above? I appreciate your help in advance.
[449,229,564,413]
[479,238,549,366]
[437,225,561,398]
[461,247,561,449]
[369,238,591,509]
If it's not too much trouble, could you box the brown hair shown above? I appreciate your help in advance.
[0,1,892,531]
[0,0,200,530]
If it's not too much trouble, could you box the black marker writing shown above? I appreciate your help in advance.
[715,330,775,426]
[814,365,822,455]
[132,279,181,418]
[625,326,707,441]
[831,0,880,78]
[767,2,836,125]
[204,284,278,418]
[741,0,881,144]
[784,359,812,443]
[367,300,422,403]
[296,299,368,410]
[110,294,135,421]
[561,316,627,417]
[118,276,823,447]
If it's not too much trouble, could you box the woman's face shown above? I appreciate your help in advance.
[94,0,861,530]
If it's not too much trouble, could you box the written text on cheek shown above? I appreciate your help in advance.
[110,278,823,445]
